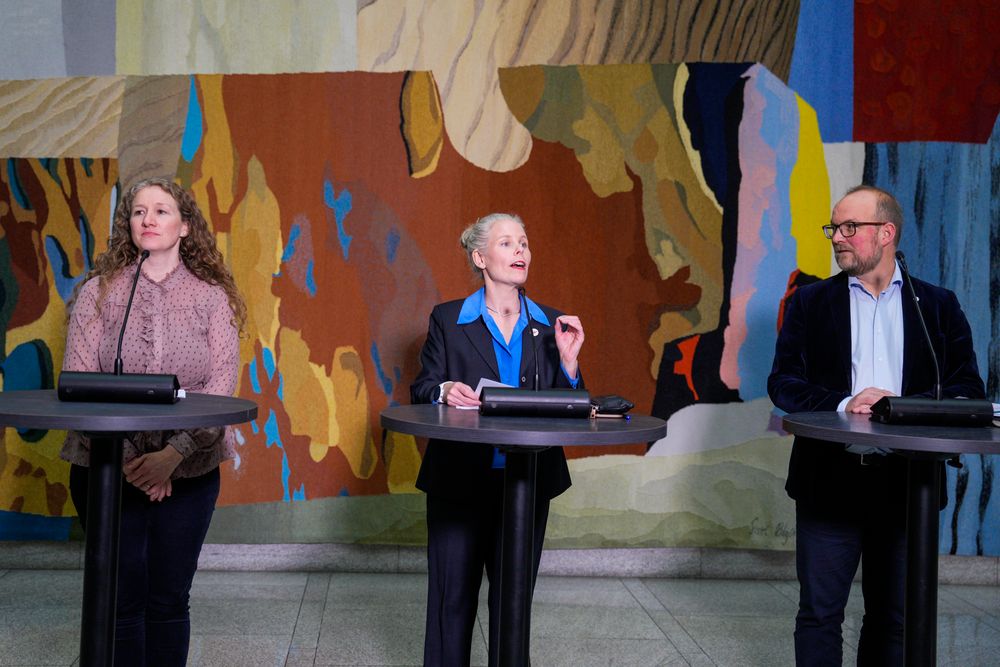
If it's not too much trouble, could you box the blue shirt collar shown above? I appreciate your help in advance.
[847,260,903,296]
[456,287,550,326]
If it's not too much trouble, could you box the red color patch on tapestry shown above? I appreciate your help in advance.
[854,0,1000,142]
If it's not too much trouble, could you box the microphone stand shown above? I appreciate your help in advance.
[518,287,539,391]
[868,251,991,426]
[896,251,941,400]
[115,250,150,375]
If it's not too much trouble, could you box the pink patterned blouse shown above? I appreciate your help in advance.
[60,262,240,478]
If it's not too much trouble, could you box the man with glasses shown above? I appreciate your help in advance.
[768,185,985,665]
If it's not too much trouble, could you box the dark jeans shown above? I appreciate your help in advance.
[423,470,550,667]
[795,489,907,667]
[70,464,220,667]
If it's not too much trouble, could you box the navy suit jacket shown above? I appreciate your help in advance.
[411,299,580,501]
[768,271,985,510]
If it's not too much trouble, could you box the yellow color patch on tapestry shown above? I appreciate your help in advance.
[400,71,444,178]
[788,95,832,279]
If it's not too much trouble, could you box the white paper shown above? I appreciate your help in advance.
[453,378,513,409]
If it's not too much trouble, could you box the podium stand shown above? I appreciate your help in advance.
[782,411,1000,667]
[381,404,667,666]
[0,389,257,667]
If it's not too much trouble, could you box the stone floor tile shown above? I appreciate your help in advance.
[643,579,798,617]
[187,634,291,667]
[530,636,683,666]
[0,605,80,665]
[646,610,707,655]
[671,614,796,666]
[944,584,1000,614]
[0,570,82,608]
[623,578,667,612]
[303,572,331,601]
[325,572,426,607]
[315,604,427,665]
[191,598,301,636]
[291,600,326,649]
[284,647,317,666]
[531,602,666,640]
[190,570,309,601]
[533,576,643,607]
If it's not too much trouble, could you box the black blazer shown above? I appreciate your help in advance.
[411,298,581,501]
[768,271,985,509]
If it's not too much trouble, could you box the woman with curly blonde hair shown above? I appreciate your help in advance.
[61,177,246,666]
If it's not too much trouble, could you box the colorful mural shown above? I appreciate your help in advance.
[0,1,998,556]
[1,158,118,538]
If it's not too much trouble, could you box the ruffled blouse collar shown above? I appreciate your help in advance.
[131,261,190,373]
[140,260,188,288]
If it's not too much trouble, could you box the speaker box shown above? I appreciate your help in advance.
[479,388,591,418]
[58,371,180,404]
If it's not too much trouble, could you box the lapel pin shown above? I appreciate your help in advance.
[532,328,539,337]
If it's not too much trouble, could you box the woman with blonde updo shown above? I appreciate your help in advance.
[411,212,585,665]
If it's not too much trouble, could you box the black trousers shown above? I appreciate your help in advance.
[70,464,220,667]
[794,459,907,667]
[423,470,550,667]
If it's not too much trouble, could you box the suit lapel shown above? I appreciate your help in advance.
[900,279,923,394]
[461,319,500,380]
[519,318,544,382]
[829,274,852,391]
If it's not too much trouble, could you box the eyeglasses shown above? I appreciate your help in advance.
[821,221,886,239]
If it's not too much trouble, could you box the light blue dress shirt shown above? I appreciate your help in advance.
[838,262,904,454]
[457,288,579,467]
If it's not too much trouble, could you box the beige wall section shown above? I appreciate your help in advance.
[117,76,190,186]
[0,78,125,158]
[116,0,357,75]
[358,0,798,172]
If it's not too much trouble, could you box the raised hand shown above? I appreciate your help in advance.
[554,315,585,379]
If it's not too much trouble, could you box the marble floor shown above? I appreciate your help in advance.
[2,569,1000,666]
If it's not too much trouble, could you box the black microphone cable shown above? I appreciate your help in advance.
[895,250,942,400]
[518,287,540,390]
[115,249,150,376]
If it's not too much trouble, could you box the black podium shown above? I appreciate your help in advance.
[782,411,1000,667]
[0,389,257,667]
[380,404,667,666]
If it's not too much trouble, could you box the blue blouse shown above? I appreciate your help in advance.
[457,288,579,467]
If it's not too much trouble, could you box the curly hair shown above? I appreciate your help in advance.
[70,178,247,335]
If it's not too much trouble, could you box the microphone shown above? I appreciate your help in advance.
[518,287,539,390]
[895,250,941,400]
[479,288,591,417]
[115,250,150,375]
[58,250,181,404]
[867,251,992,426]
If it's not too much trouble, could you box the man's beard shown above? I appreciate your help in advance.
[835,243,882,277]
